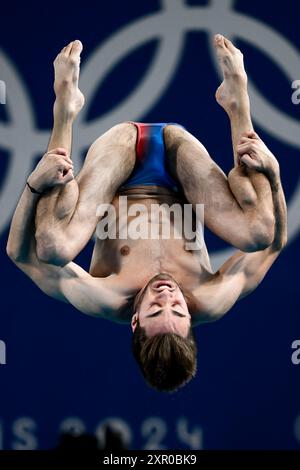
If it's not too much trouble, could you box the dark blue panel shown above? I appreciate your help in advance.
[0,0,300,450]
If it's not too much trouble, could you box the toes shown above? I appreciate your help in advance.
[214,34,243,56]
[223,36,236,52]
[214,34,226,49]
[70,40,83,58]
[214,34,232,60]
[64,41,74,56]
[223,36,244,57]
[55,44,71,62]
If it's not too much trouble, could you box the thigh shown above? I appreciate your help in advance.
[163,125,257,248]
[35,122,137,264]
[74,121,137,221]
[163,124,238,210]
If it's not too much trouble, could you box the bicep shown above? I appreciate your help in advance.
[193,272,246,323]
[218,248,280,303]
[211,273,246,318]
[197,249,280,323]
[15,253,124,318]
[59,277,101,315]
[15,258,68,301]
[241,249,280,297]
[16,258,89,303]
[59,274,124,318]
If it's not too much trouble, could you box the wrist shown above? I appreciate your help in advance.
[27,174,45,194]
[264,158,280,182]
[268,170,281,191]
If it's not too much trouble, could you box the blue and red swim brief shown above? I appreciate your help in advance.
[121,121,185,192]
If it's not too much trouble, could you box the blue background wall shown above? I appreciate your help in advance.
[0,0,300,449]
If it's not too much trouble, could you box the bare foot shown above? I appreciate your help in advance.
[214,34,249,115]
[53,40,85,119]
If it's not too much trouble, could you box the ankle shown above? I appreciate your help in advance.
[227,95,251,119]
[53,99,77,122]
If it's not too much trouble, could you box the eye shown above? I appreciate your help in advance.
[172,301,182,308]
[149,302,161,309]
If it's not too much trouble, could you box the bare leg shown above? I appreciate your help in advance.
[164,34,274,252]
[35,42,136,265]
[214,34,273,222]
[35,40,84,260]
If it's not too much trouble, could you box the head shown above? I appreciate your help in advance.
[131,273,197,392]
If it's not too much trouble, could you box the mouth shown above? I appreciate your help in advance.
[151,280,176,291]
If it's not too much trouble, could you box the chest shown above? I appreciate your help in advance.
[90,193,204,280]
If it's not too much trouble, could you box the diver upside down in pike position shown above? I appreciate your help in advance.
[7,35,287,392]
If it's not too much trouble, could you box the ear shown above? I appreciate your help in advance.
[131,313,138,332]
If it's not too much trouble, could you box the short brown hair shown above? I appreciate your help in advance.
[132,321,197,392]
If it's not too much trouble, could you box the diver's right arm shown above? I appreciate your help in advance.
[6,148,125,317]
[6,148,78,301]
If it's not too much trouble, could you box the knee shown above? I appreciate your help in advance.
[88,121,137,152]
[85,122,137,171]
[163,124,186,150]
[241,214,275,252]
[35,232,72,266]
[110,122,137,148]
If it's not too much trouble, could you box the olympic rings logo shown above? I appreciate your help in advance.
[0,0,299,268]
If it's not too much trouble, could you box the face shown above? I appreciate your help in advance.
[131,273,191,338]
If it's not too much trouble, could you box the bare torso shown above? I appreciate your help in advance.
[88,185,214,323]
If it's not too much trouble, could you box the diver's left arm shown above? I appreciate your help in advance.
[200,167,287,320]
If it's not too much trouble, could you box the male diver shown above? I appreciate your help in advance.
[7,36,287,392]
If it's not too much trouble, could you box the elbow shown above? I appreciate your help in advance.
[273,231,288,252]
[281,233,288,249]
[35,233,72,267]
[249,230,274,253]
[252,213,276,251]
[6,242,16,262]
[6,241,20,263]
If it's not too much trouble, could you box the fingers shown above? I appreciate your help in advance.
[237,131,261,155]
[60,168,74,184]
[237,141,260,169]
[45,148,73,165]
[46,147,68,155]
[58,161,73,172]
[239,136,253,144]
[240,154,260,170]
[45,151,74,175]
[56,162,74,184]
[239,136,260,146]
[237,141,258,155]
[241,131,260,140]
[36,147,75,189]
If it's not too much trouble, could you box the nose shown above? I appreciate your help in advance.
[156,289,175,301]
